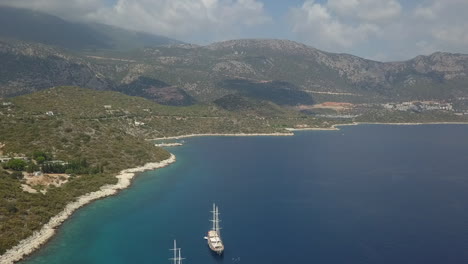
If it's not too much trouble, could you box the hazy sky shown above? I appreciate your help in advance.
[1,0,467,61]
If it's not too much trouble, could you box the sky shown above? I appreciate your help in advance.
[1,0,467,61]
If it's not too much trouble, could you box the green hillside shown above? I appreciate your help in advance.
[0,87,173,254]
[0,86,340,254]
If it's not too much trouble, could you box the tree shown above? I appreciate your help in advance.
[5,159,27,171]
[32,151,51,164]
[26,162,39,173]
[36,156,45,164]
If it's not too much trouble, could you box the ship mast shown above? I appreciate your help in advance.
[178,248,184,264]
[210,203,222,233]
[211,203,216,231]
[169,240,185,264]
[215,206,221,235]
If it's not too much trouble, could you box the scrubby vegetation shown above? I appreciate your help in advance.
[0,168,120,254]
[0,86,332,255]
[1,86,465,255]
[2,159,27,171]
[0,87,175,255]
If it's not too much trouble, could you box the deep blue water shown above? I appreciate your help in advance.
[22,125,468,264]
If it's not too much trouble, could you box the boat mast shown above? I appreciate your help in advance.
[178,248,184,264]
[210,203,222,234]
[170,240,177,264]
[211,203,216,230]
[169,240,185,264]
[215,206,221,234]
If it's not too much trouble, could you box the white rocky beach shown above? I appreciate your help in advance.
[149,132,294,141]
[0,154,176,264]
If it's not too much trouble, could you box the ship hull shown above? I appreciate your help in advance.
[207,230,224,255]
[207,243,224,255]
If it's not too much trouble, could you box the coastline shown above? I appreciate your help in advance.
[3,121,468,263]
[0,154,176,264]
[150,122,468,141]
[286,121,468,132]
[335,121,468,129]
[285,127,339,131]
[148,132,294,141]
[154,143,183,147]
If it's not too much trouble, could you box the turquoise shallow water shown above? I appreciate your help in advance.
[22,125,468,264]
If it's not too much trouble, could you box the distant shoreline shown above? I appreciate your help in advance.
[150,122,468,141]
[148,132,294,141]
[0,155,176,264]
[336,122,468,128]
[287,122,468,132]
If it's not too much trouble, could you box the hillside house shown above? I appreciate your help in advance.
[46,160,68,165]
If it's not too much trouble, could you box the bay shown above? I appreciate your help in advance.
[22,125,468,264]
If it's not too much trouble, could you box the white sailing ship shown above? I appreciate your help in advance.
[204,203,224,255]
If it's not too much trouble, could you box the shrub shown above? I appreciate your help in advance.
[32,151,51,163]
[26,162,39,173]
[10,171,24,179]
[4,159,27,171]
[7,203,18,213]
[36,156,45,164]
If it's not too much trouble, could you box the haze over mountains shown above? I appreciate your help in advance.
[1,6,468,108]
[0,6,181,51]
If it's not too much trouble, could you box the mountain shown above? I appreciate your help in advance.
[1,28,468,108]
[0,6,181,51]
[201,39,468,102]
[0,40,114,97]
[115,76,195,106]
[101,39,468,104]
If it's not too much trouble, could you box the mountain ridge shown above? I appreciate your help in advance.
[1,38,468,105]
[0,6,182,51]
[1,7,467,108]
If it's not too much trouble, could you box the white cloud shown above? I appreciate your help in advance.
[288,0,382,51]
[413,6,437,20]
[327,0,401,22]
[2,0,468,60]
[0,0,271,43]
[288,0,468,60]
[0,0,106,20]
[432,27,468,46]
[413,0,468,46]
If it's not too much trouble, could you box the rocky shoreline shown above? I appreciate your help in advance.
[0,154,176,264]
[149,132,294,141]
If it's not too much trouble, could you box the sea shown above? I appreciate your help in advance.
[21,125,468,264]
